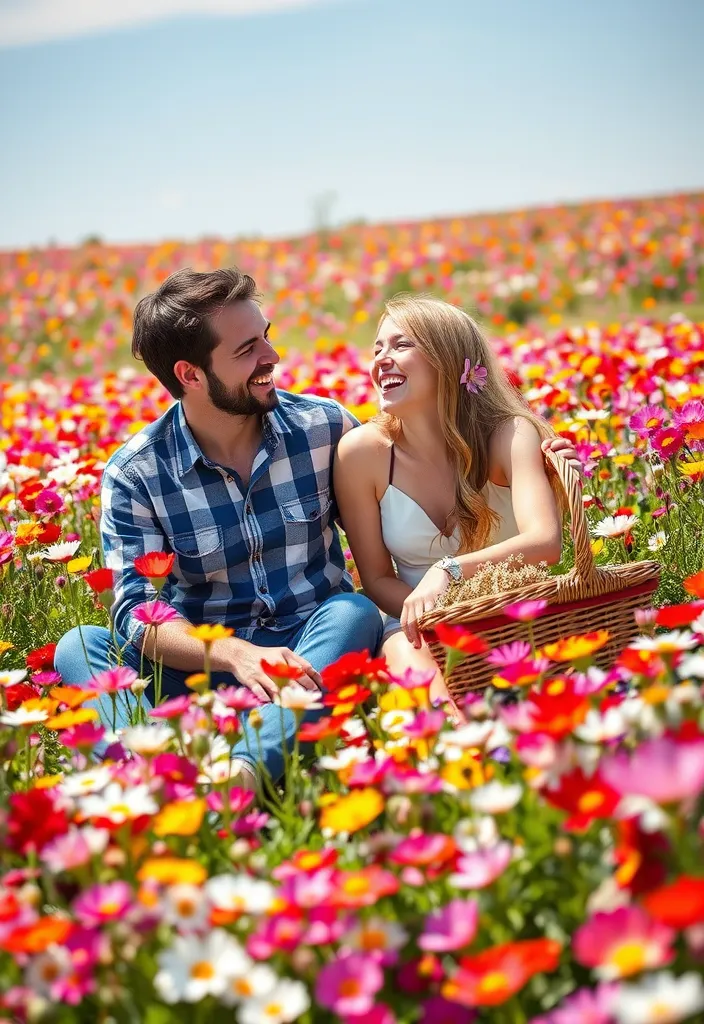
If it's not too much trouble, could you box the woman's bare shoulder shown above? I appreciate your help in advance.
[336,421,391,462]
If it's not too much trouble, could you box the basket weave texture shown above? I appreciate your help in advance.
[418,450,661,699]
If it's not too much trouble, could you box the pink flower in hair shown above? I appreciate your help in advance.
[460,359,488,393]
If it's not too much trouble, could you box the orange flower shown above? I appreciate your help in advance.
[528,679,589,738]
[542,630,610,662]
[134,551,175,578]
[50,685,99,708]
[0,916,74,954]
[432,624,488,654]
[444,938,561,1007]
[643,876,704,929]
[187,624,234,643]
[137,857,208,886]
[319,788,384,834]
[330,865,399,909]
[684,571,704,599]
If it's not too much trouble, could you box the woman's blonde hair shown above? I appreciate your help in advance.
[374,294,563,553]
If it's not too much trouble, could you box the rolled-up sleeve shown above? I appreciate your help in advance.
[100,461,168,643]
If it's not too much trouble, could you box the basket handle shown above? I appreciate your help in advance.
[544,448,596,581]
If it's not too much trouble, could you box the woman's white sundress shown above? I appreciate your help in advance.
[379,445,518,639]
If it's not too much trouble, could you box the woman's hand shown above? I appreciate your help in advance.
[401,565,450,648]
[541,437,583,477]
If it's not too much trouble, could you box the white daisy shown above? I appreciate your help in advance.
[0,705,50,727]
[154,929,247,1004]
[575,705,629,744]
[647,530,668,551]
[160,884,210,933]
[0,669,28,688]
[275,685,323,711]
[342,916,408,955]
[79,782,158,823]
[121,723,174,755]
[629,631,698,653]
[469,781,523,814]
[205,875,276,916]
[221,963,277,1006]
[61,765,114,797]
[239,979,310,1024]
[317,746,370,772]
[41,540,81,562]
[677,654,704,680]
[592,514,638,539]
[613,971,704,1024]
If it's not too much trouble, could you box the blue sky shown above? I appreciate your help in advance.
[1,0,702,248]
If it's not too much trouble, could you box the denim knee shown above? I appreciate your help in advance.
[54,624,112,685]
[329,591,383,648]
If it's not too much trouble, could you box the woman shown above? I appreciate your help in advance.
[334,295,576,708]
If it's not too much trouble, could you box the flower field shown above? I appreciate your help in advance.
[0,193,704,1022]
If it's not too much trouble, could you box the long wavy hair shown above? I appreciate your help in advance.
[374,294,563,553]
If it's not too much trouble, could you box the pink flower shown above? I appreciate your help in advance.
[152,753,199,799]
[345,1006,396,1024]
[34,490,65,516]
[532,982,619,1024]
[132,600,181,626]
[485,640,532,667]
[449,842,513,889]
[503,599,548,622]
[149,695,192,719]
[205,786,255,815]
[402,709,447,739]
[278,869,336,909]
[651,426,685,459]
[387,667,436,691]
[574,906,674,980]
[629,405,667,437]
[40,827,108,873]
[420,899,479,952]
[390,833,456,867]
[73,880,133,926]
[31,670,63,687]
[92,666,137,694]
[61,722,106,749]
[347,757,392,788]
[247,913,304,960]
[316,952,384,1017]
[460,359,488,394]
[216,685,263,710]
[234,811,270,835]
[383,764,444,794]
[600,736,704,804]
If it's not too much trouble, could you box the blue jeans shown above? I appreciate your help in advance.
[54,593,382,781]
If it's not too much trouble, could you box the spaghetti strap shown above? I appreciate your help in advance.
[388,444,395,486]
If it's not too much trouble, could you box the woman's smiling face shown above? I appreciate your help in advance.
[371,315,438,414]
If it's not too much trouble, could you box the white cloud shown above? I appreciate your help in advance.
[0,0,331,48]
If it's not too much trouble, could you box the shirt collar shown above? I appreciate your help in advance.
[174,400,284,478]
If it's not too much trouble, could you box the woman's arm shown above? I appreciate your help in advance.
[333,427,412,618]
[400,417,563,646]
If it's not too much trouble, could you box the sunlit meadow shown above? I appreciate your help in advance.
[0,193,703,1023]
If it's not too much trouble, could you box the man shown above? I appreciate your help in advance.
[55,267,580,788]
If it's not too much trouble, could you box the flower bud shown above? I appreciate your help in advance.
[55,575,67,590]
[130,677,148,696]
[249,708,263,731]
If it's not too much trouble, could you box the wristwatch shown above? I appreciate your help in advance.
[434,556,463,583]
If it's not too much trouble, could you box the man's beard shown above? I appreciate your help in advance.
[204,366,279,416]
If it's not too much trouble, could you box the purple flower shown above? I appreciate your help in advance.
[420,997,476,1024]
[460,358,488,394]
[419,899,478,952]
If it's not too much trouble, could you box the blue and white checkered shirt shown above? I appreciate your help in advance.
[100,392,358,642]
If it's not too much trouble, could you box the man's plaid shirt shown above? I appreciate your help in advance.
[100,392,358,642]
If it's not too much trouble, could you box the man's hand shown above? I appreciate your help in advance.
[541,437,583,478]
[224,640,322,704]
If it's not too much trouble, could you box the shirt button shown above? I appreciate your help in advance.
[252,552,261,561]
[245,503,253,515]
[226,475,234,483]
[260,583,268,594]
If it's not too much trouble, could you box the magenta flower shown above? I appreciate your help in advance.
[651,426,685,459]
[132,600,181,626]
[316,952,383,1017]
[61,722,106,749]
[419,898,478,952]
[347,757,391,788]
[503,599,548,622]
[390,833,454,866]
[419,997,476,1024]
[73,880,133,926]
[485,640,532,667]
[234,811,270,835]
[402,709,447,739]
[600,735,704,804]
[92,666,137,694]
[629,405,667,437]
[384,764,444,794]
[216,685,263,710]
[460,358,488,394]
[673,398,704,429]
[573,906,675,980]
[34,489,65,516]
[345,1006,396,1024]
[387,667,436,691]
[449,842,513,889]
[30,670,63,687]
[533,982,620,1024]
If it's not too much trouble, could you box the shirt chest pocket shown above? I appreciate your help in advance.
[279,488,332,557]
[280,489,332,524]
[171,525,226,585]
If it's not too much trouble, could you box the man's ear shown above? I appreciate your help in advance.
[174,360,203,393]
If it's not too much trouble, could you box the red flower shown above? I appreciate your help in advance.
[651,427,685,459]
[134,551,175,578]
[643,876,704,929]
[5,683,40,711]
[542,767,620,832]
[17,481,44,513]
[323,682,372,713]
[0,916,75,955]
[260,661,303,680]
[656,602,704,628]
[298,717,345,743]
[527,678,589,739]
[7,790,69,855]
[444,938,561,1007]
[34,522,61,545]
[83,567,115,594]
[432,624,488,654]
[26,643,57,672]
[321,650,387,692]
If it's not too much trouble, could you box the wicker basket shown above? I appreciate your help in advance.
[418,450,662,699]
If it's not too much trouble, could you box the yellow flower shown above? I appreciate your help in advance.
[185,672,209,690]
[0,641,14,658]
[153,798,206,837]
[137,857,207,886]
[34,774,64,789]
[680,460,704,478]
[187,624,234,643]
[542,630,611,662]
[591,539,604,556]
[441,750,492,791]
[319,788,384,834]
[67,555,93,574]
